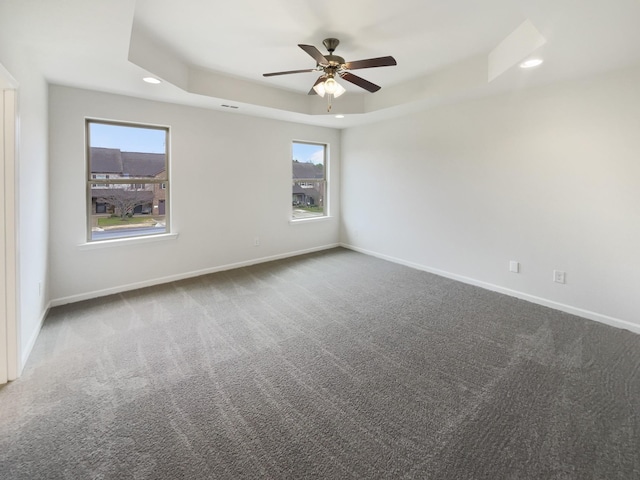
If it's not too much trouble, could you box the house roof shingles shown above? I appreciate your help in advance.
[292,161,323,180]
[90,147,165,177]
[122,152,166,177]
[90,147,123,174]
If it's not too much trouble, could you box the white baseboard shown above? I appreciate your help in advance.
[341,243,640,335]
[50,243,341,307]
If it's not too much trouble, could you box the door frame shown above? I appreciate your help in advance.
[1,64,19,384]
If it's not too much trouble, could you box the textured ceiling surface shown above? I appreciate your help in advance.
[3,0,640,127]
[133,0,524,92]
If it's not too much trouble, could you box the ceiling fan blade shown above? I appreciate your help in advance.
[263,68,317,77]
[308,75,326,95]
[345,56,397,70]
[298,44,329,65]
[340,72,381,92]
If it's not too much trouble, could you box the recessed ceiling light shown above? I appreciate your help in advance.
[143,77,161,84]
[335,114,345,119]
[520,58,543,69]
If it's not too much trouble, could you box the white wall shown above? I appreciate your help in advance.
[0,56,50,370]
[49,85,340,303]
[341,64,640,332]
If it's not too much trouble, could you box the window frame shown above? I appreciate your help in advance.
[291,141,328,221]
[85,118,170,243]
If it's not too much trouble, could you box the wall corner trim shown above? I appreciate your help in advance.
[19,301,52,376]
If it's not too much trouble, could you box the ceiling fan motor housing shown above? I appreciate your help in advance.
[322,38,340,53]
[325,55,345,66]
[322,39,345,76]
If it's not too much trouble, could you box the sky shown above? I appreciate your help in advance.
[90,122,324,164]
[89,122,166,153]
[293,142,324,165]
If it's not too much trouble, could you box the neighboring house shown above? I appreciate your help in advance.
[90,147,165,215]
[292,161,324,207]
[152,171,167,215]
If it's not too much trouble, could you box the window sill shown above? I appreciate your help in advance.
[78,232,179,250]
[289,216,333,225]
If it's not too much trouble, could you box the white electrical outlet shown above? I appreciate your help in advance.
[509,261,519,273]
[553,270,566,284]
[254,236,260,247]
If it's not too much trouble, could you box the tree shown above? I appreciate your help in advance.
[97,188,151,219]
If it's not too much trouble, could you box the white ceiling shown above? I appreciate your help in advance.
[4,0,640,128]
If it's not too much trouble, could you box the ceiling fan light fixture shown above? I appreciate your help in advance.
[332,81,346,98]
[324,77,338,94]
[264,38,396,99]
[312,78,346,98]
[313,81,326,97]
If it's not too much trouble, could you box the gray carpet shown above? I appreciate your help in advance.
[1,248,639,479]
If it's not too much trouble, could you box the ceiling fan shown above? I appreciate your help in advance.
[263,38,397,102]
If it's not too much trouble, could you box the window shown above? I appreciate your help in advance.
[292,142,327,220]
[92,174,109,188]
[86,119,169,241]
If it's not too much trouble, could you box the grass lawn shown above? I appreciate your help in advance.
[299,206,323,213]
[97,216,156,227]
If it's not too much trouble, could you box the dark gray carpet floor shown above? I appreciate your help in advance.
[0,248,638,479]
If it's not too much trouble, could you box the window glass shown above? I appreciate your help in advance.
[292,142,326,220]
[87,120,169,241]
